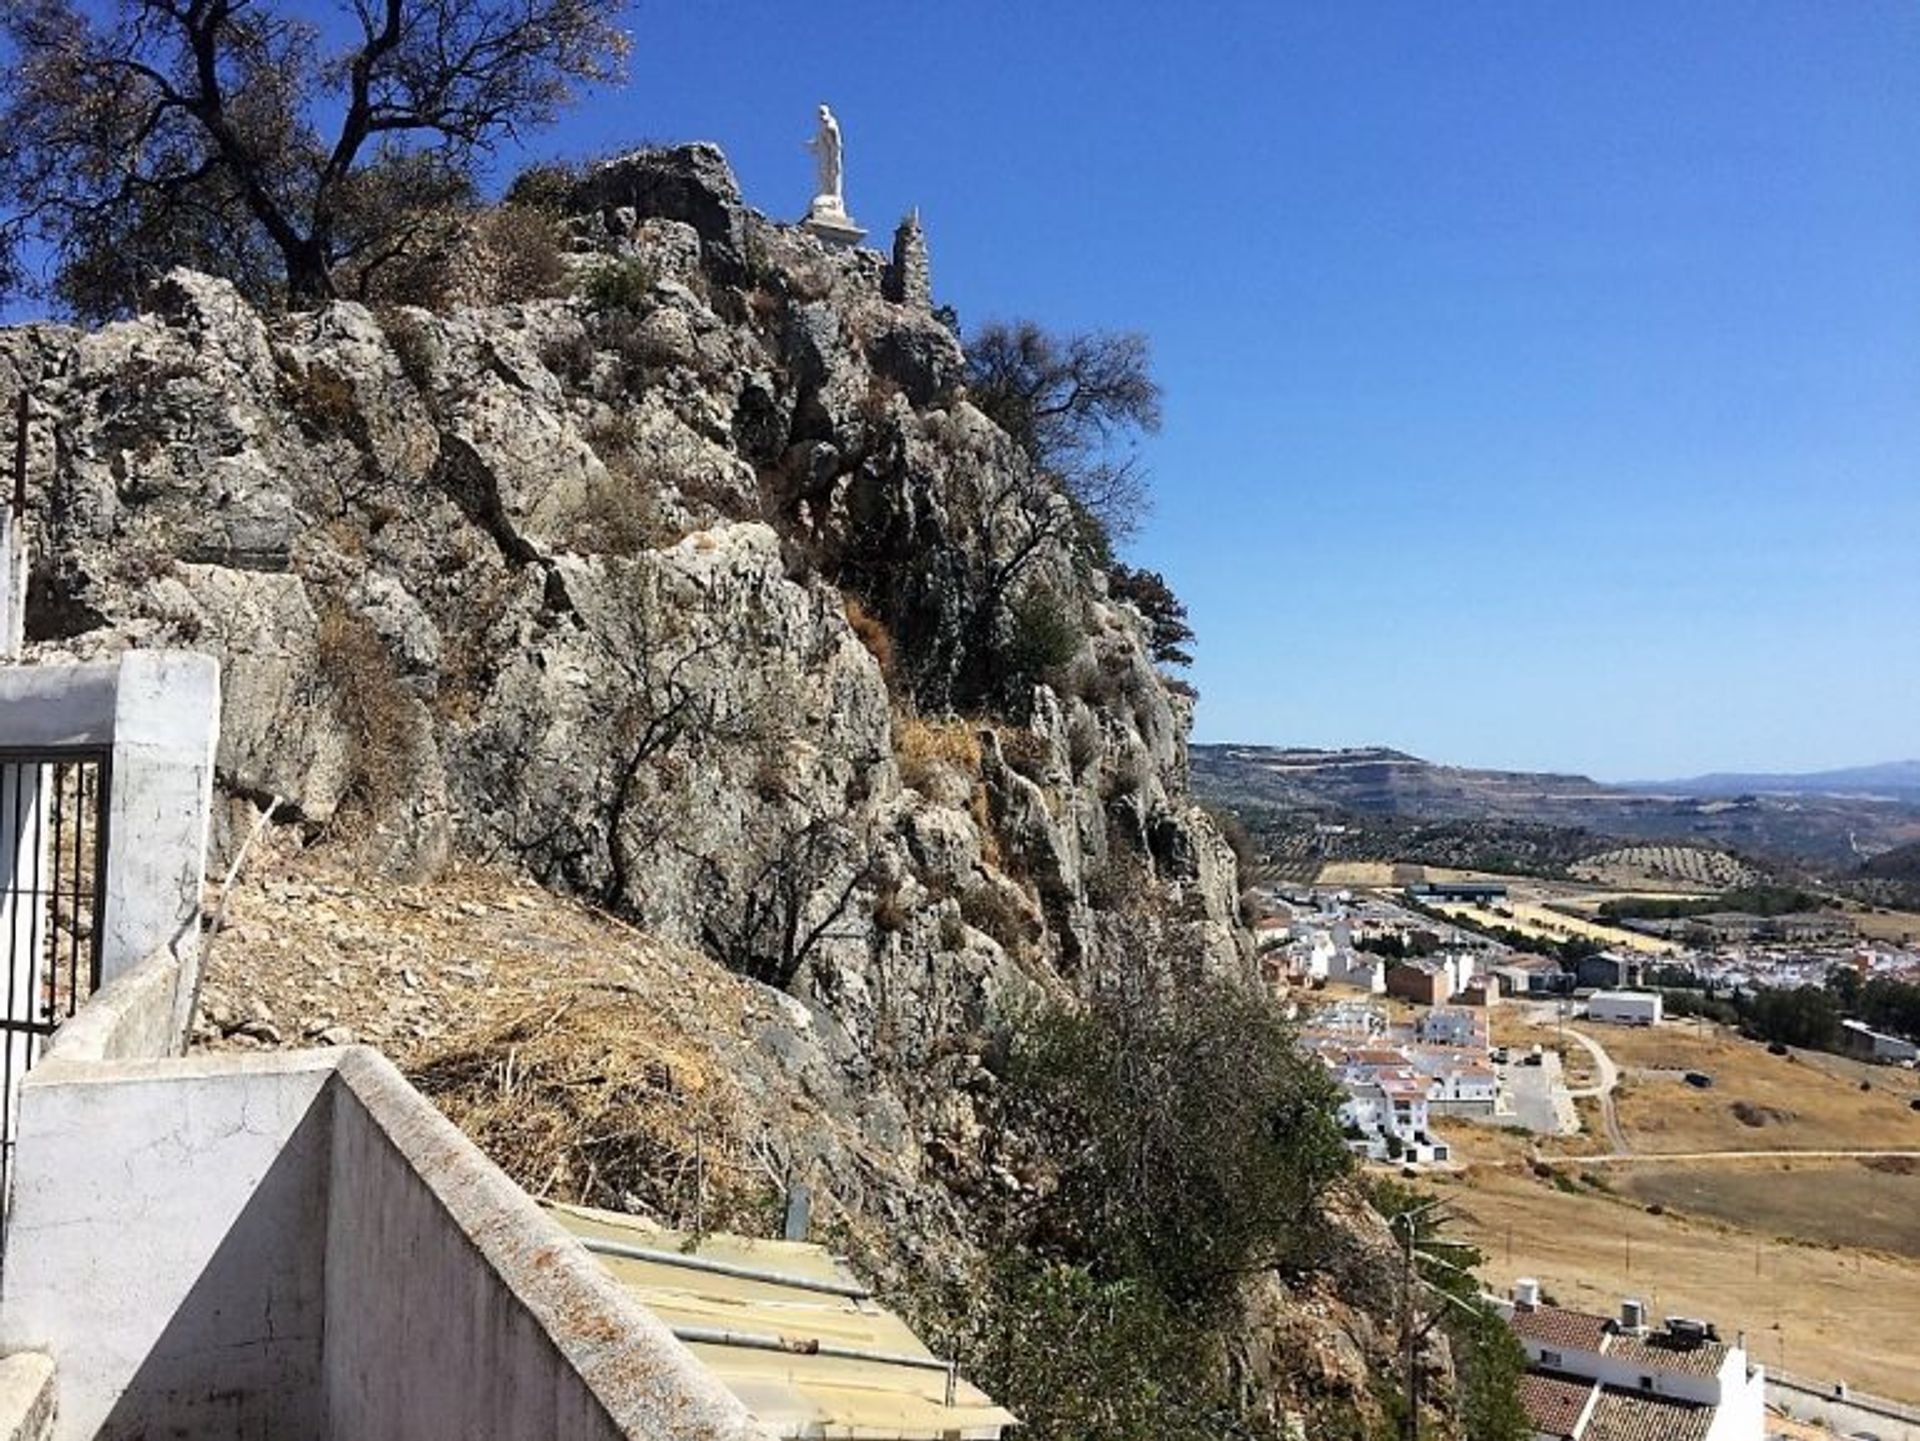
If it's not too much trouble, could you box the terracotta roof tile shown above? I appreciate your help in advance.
[1604,1331,1728,1379]
[1582,1386,1714,1441]
[1510,1304,1611,1353]
[1517,1371,1594,1438]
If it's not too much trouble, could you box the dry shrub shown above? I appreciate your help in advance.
[843,595,896,684]
[411,994,774,1232]
[314,600,415,823]
[379,308,438,396]
[997,725,1052,784]
[970,783,1005,872]
[960,883,1033,957]
[567,447,683,555]
[894,712,982,794]
[469,205,570,303]
[1729,1100,1794,1128]
[282,363,359,437]
[1066,707,1102,775]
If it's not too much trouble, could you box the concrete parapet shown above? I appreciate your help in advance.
[1,1045,769,1441]
[39,946,186,1064]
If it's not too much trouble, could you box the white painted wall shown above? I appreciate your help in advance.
[99,652,219,989]
[0,1046,772,1441]
[0,1054,334,1441]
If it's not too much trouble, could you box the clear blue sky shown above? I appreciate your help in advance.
[25,3,1920,779]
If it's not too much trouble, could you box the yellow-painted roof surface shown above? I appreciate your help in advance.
[546,1201,1016,1441]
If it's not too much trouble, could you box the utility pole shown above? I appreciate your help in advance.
[1401,1213,1419,1441]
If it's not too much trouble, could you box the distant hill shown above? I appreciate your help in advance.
[1193,745,1920,871]
[1631,760,1920,802]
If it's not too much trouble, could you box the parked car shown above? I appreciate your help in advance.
[1683,1071,1713,1089]
[1766,1042,1789,1056]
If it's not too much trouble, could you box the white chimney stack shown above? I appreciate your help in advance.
[1514,1278,1540,1311]
[1620,1298,1647,1334]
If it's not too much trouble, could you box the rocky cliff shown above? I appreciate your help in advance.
[0,145,1419,1437]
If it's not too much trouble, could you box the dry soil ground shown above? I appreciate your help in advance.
[1581,1019,1920,1154]
[1437,1016,1920,1403]
[1424,1133,1920,1405]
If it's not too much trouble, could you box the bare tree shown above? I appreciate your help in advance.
[966,320,1162,550]
[698,817,873,991]
[0,0,627,318]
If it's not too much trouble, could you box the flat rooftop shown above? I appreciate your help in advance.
[547,1202,1016,1441]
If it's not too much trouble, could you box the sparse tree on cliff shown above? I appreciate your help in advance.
[966,320,1161,549]
[0,0,627,319]
[1107,563,1194,668]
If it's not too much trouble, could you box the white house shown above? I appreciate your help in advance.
[1331,1052,1450,1165]
[1327,947,1386,994]
[1500,1282,1765,1440]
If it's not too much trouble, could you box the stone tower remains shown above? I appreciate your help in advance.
[883,210,930,308]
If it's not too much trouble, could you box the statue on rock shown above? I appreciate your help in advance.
[802,103,866,247]
[807,104,844,210]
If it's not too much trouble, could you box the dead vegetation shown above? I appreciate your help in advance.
[894,711,982,793]
[314,599,417,827]
[412,991,777,1234]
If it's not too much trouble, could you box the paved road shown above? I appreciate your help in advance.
[1558,1024,1628,1152]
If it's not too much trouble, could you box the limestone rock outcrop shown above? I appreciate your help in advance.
[0,144,1249,1059]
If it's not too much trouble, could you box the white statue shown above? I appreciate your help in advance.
[806,104,844,213]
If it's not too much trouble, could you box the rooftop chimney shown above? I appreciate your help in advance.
[1513,1278,1540,1311]
[1619,1299,1647,1335]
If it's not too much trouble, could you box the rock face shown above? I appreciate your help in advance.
[0,143,1249,1054]
[2,142,1416,1436]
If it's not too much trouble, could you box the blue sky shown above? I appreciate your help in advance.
[587,2,1920,779]
[16,3,1920,778]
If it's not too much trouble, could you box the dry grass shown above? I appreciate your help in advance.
[314,600,416,825]
[1421,1160,1920,1403]
[1315,861,1397,887]
[1435,900,1677,955]
[1584,1020,1920,1154]
[1619,1158,1920,1257]
[413,992,776,1234]
[894,713,982,794]
[1849,905,1920,943]
[843,596,896,686]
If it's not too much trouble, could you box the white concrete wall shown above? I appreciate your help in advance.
[0,1044,773,1441]
[0,1053,334,1441]
[40,946,186,1064]
[324,1050,766,1441]
[99,653,219,989]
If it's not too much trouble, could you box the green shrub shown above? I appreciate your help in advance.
[1001,587,1082,702]
[584,256,659,311]
[1006,977,1349,1311]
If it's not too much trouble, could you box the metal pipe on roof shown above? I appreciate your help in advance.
[668,1324,956,1378]
[573,1234,872,1300]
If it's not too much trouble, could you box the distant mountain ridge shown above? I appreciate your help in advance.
[1192,744,1920,870]
[1628,760,1920,801]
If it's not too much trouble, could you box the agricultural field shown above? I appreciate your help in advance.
[1431,899,1678,955]
[1849,903,1920,943]
[1617,1157,1920,1259]
[1570,845,1762,891]
[1313,860,1397,887]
